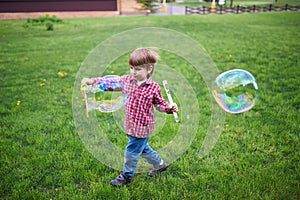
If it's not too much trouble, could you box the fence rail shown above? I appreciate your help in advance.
[185,4,300,15]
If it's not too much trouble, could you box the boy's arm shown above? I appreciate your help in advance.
[81,76,124,87]
[153,87,178,114]
[81,75,129,85]
[81,77,105,85]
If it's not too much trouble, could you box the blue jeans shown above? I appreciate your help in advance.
[123,136,162,178]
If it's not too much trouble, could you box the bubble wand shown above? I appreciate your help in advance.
[162,80,179,123]
[80,83,93,118]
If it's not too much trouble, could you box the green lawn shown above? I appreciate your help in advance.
[0,11,299,199]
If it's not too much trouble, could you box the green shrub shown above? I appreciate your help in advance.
[24,14,62,31]
[45,22,54,31]
[137,0,160,13]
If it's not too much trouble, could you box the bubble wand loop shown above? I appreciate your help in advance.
[80,75,128,116]
[162,80,179,123]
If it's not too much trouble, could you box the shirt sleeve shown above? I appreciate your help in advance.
[93,75,129,84]
[153,85,173,114]
[92,77,104,84]
[92,75,126,91]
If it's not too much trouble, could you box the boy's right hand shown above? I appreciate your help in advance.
[81,78,93,85]
[168,103,178,113]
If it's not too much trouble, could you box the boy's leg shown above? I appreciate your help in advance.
[141,143,168,177]
[110,136,149,186]
[141,143,162,166]
[123,136,150,177]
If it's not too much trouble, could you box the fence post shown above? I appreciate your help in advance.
[253,5,256,12]
[237,5,240,13]
[197,7,201,14]
[269,4,272,11]
[285,4,288,11]
[185,6,190,14]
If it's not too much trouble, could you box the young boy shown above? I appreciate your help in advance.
[81,48,178,186]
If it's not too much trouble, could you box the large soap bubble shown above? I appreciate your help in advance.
[81,75,128,114]
[212,69,259,114]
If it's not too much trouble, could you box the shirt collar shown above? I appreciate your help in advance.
[129,75,152,85]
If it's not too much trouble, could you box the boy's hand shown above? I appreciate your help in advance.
[169,103,178,113]
[81,78,93,85]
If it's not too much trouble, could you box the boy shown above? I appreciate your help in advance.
[81,48,178,186]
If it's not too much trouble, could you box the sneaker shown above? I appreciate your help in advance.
[148,161,168,177]
[110,174,132,186]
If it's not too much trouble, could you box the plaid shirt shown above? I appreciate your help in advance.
[93,75,172,138]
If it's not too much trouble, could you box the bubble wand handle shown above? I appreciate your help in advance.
[80,84,94,118]
[162,80,179,123]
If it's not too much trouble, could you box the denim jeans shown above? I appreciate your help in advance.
[123,136,162,178]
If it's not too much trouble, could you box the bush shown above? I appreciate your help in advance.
[45,22,54,31]
[137,0,160,13]
[24,14,62,31]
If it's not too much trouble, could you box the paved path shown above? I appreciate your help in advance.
[149,3,186,16]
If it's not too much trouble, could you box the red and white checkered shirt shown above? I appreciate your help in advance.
[93,75,172,138]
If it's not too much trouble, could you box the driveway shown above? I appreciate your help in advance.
[149,3,186,16]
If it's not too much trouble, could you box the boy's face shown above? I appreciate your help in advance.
[130,65,153,82]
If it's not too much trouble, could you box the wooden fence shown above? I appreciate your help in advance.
[185,4,300,15]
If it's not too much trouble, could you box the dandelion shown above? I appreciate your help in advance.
[17,100,21,106]
[57,71,68,78]
[39,79,46,87]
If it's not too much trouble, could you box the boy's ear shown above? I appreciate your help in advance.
[147,65,154,73]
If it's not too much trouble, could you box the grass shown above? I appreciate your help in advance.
[0,11,300,199]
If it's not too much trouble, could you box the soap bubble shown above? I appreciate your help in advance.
[98,75,123,92]
[212,69,258,114]
[81,75,128,113]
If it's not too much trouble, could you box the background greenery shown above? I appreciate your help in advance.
[0,10,299,199]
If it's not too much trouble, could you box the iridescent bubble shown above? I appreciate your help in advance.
[81,75,128,113]
[212,69,259,114]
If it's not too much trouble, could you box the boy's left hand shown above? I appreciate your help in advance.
[81,78,94,85]
[169,103,178,113]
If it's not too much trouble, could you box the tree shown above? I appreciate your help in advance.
[136,0,159,13]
